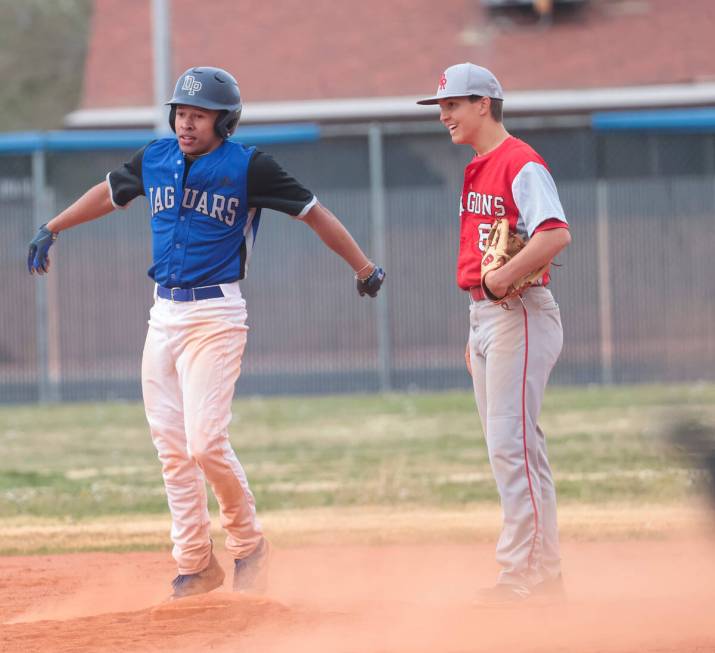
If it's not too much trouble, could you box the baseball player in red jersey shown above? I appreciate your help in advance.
[418,63,571,605]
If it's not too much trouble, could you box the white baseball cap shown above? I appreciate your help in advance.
[417,63,504,105]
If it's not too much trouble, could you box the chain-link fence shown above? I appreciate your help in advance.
[2,123,715,402]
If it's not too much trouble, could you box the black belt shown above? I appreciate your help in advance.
[157,285,224,302]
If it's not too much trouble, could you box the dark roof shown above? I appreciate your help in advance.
[80,0,715,110]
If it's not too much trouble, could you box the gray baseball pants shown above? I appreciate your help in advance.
[468,286,563,587]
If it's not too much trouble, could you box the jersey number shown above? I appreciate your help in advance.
[477,222,492,253]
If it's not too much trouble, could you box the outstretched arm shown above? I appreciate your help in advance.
[27,181,115,275]
[301,202,374,276]
[46,180,115,233]
[301,202,385,297]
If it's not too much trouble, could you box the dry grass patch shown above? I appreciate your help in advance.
[1,502,711,555]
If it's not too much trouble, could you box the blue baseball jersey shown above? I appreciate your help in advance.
[107,137,316,288]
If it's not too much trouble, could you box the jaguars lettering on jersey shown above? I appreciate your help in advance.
[148,186,240,227]
[141,137,261,287]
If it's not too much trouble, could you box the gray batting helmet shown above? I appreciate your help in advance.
[166,66,242,139]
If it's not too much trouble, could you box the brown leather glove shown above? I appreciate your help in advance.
[481,219,549,302]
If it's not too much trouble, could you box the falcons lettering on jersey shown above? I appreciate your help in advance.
[460,191,506,217]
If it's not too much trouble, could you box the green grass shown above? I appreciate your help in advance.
[1,384,713,519]
[0,1,91,132]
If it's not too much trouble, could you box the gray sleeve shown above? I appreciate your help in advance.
[512,161,567,237]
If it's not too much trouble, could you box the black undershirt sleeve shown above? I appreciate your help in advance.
[108,145,315,215]
[107,143,153,208]
[247,150,316,216]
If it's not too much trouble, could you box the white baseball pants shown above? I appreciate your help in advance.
[468,286,563,587]
[141,281,263,575]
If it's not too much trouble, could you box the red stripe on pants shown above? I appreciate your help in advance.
[520,301,539,572]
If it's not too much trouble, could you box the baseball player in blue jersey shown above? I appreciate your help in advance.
[27,66,385,600]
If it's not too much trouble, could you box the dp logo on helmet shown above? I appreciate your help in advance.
[181,75,202,95]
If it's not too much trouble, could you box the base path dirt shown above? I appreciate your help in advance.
[2,536,715,653]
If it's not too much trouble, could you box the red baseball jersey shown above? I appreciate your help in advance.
[457,136,568,290]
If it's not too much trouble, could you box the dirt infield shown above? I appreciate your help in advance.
[2,536,715,653]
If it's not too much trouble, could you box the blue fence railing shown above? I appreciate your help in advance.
[0,124,321,154]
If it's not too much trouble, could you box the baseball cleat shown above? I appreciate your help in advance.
[233,537,271,593]
[531,573,566,603]
[474,582,531,607]
[170,553,225,600]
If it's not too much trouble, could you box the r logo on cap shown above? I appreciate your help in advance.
[416,63,504,106]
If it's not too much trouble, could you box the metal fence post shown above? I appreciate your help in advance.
[152,0,172,135]
[368,123,391,392]
[32,147,59,402]
[596,179,613,385]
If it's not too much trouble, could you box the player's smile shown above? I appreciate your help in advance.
[445,119,466,144]
[438,97,474,145]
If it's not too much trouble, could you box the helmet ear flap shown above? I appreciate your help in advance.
[168,105,177,133]
[224,114,239,137]
[214,109,240,139]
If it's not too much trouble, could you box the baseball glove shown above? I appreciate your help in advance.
[481,218,548,302]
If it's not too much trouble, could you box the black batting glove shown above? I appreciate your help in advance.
[356,265,386,298]
[27,224,58,275]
